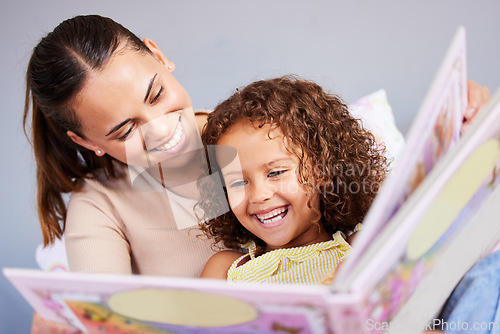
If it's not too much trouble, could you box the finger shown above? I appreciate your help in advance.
[465,80,481,119]
[481,85,491,105]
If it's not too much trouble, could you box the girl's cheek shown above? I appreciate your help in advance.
[227,190,246,212]
[279,177,302,195]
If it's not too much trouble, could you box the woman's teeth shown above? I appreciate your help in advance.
[255,207,288,224]
[153,121,183,151]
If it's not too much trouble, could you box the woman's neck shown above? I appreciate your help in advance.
[145,149,206,199]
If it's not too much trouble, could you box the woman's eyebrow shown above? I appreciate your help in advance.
[105,73,158,137]
[144,73,158,103]
[106,118,132,136]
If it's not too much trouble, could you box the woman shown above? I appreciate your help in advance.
[26,14,490,333]
[24,15,217,277]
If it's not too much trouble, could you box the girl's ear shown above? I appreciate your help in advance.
[143,38,175,72]
[67,130,101,153]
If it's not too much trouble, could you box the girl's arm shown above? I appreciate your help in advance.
[200,250,244,279]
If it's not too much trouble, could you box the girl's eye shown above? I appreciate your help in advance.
[117,124,135,141]
[229,180,247,189]
[268,170,286,178]
[151,87,164,104]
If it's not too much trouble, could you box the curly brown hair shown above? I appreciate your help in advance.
[198,76,388,251]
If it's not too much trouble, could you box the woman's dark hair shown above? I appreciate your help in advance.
[23,15,152,246]
[198,76,388,253]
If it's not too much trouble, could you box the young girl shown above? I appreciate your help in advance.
[198,76,388,284]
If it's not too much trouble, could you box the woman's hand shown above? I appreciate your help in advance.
[31,312,81,334]
[462,80,491,133]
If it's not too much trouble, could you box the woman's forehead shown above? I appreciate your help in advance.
[73,51,160,120]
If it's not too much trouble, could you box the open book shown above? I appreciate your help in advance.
[4,27,500,334]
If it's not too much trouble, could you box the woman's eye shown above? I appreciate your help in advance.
[268,170,286,178]
[117,124,135,141]
[151,87,164,104]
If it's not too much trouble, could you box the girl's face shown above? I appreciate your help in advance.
[68,42,201,168]
[216,121,329,252]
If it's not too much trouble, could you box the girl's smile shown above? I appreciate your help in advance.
[251,205,289,228]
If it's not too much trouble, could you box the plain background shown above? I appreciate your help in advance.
[1,1,499,332]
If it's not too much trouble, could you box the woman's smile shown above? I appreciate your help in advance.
[147,116,186,154]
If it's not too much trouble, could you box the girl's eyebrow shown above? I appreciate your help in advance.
[222,158,293,176]
[267,158,293,166]
[221,170,243,178]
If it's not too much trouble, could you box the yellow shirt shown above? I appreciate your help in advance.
[227,231,353,285]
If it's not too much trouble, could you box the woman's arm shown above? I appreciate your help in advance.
[64,187,132,274]
[200,250,244,279]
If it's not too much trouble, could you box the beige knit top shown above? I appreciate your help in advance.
[64,164,216,277]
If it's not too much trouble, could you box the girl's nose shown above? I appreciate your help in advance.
[249,182,274,204]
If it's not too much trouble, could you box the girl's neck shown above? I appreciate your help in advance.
[264,225,332,253]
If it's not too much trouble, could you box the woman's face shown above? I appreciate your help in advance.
[69,43,200,168]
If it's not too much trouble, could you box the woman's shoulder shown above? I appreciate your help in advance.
[67,164,138,218]
[73,163,135,196]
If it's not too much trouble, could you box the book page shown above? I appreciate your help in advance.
[333,27,468,286]
[351,91,500,331]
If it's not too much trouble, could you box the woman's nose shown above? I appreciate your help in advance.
[140,113,177,150]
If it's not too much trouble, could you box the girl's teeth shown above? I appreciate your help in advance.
[260,215,282,224]
[256,207,288,224]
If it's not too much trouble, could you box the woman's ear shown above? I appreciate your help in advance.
[67,130,103,155]
[143,38,175,71]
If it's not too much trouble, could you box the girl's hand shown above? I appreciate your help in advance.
[31,312,81,334]
[462,80,491,133]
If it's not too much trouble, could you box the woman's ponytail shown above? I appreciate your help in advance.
[23,15,145,246]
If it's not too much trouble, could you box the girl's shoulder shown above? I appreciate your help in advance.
[200,250,246,279]
[195,109,211,134]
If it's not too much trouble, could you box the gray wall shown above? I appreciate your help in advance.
[1,0,499,332]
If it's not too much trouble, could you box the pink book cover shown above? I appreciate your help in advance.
[4,266,356,334]
[331,91,500,333]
